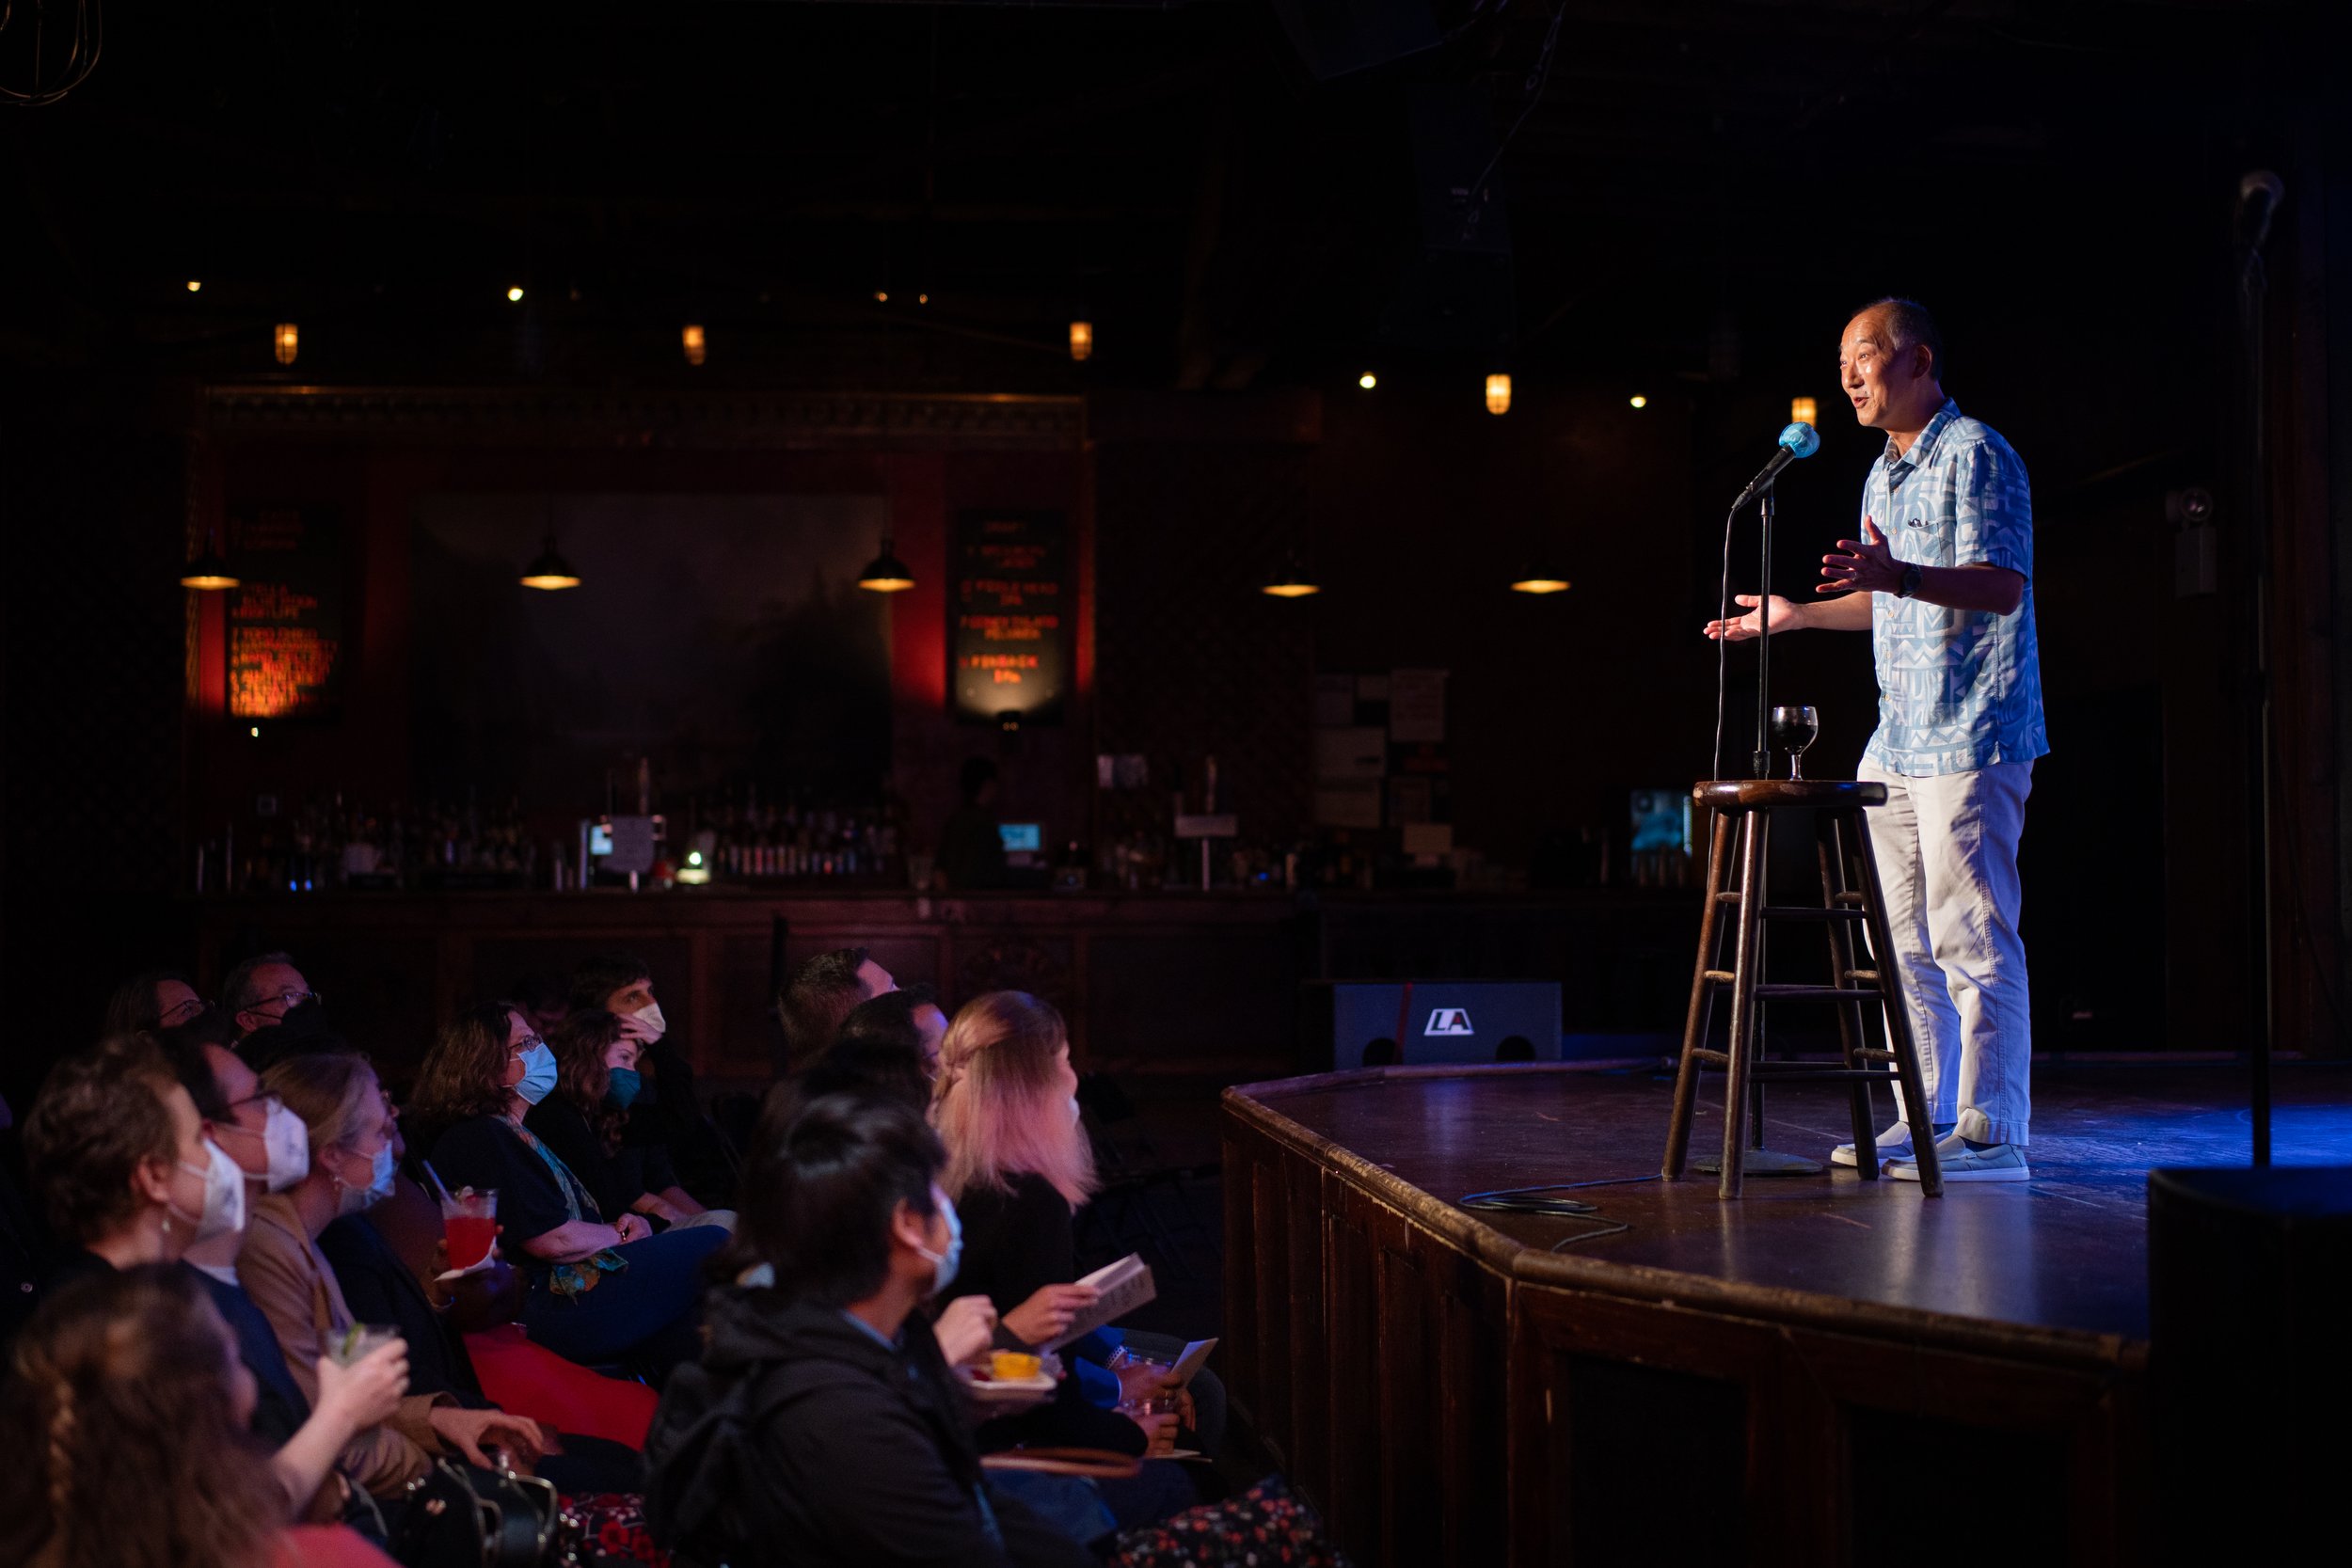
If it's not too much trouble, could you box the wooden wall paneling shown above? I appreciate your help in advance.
[1281,1151,1329,1505]
[1248,1142,1294,1467]
[1370,1197,1438,1568]
[1435,1236,1511,1568]
[1219,1126,1261,1432]
[1321,1176,1384,1561]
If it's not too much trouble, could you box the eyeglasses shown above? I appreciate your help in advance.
[158,996,209,1028]
[249,990,322,1017]
[510,1036,546,1057]
[227,1090,284,1117]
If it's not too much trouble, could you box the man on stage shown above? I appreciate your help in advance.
[1705,297,2045,1181]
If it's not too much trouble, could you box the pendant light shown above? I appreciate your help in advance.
[1485,372,1512,416]
[1509,575,1570,595]
[274,323,300,366]
[856,536,915,593]
[1261,551,1321,598]
[180,531,240,592]
[519,531,581,591]
[1069,321,1093,362]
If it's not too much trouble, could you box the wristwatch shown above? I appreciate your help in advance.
[1896,562,1922,599]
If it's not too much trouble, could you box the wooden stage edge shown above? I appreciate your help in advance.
[1220,1061,2173,1568]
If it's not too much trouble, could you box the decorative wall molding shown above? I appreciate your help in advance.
[200,385,1085,451]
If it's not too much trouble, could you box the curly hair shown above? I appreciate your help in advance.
[0,1264,285,1568]
[23,1038,183,1246]
[549,1008,629,1154]
[930,990,1096,1209]
[405,1000,525,1127]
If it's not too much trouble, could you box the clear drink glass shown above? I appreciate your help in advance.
[441,1188,498,1271]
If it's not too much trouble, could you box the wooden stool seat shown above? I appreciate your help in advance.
[1662,779,1944,1198]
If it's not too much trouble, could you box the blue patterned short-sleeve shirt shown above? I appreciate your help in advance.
[1862,398,2048,777]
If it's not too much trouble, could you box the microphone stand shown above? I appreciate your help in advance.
[1694,479,1823,1179]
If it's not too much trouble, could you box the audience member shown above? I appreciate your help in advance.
[510,974,572,1040]
[933,991,1224,1456]
[315,1077,650,1494]
[646,1094,1095,1568]
[570,953,737,1207]
[778,945,897,1076]
[220,951,321,1040]
[102,967,210,1035]
[240,1051,553,1496]
[20,1039,408,1516]
[532,1008,730,1233]
[0,1264,401,1568]
[801,986,946,1114]
[410,1001,725,1380]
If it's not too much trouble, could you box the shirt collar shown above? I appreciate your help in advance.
[838,1307,900,1351]
[1882,396,1961,472]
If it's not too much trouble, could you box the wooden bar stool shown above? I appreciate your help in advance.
[1661,780,1944,1198]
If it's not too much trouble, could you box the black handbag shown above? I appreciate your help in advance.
[389,1458,566,1568]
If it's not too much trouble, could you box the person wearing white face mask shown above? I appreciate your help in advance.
[153,1018,315,1289]
[412,1001,728,1380]
[572,951,738,1210]
[238,1050,554,1498]
[22,1037,411,1519]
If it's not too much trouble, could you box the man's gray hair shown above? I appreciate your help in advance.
[220,950,297,1017]
[1862,296,1945,384]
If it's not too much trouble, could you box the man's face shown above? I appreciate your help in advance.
[855,958,896,1001]
[1838,309,1934,434]
[201,1043,273,1180]
[234,962,312,1035]
[605,978,656,1017]
[913,1005,948,1078]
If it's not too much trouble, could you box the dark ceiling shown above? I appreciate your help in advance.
[0,0,2334,393]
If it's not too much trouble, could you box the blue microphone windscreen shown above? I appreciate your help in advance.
[1778,422,1821,459]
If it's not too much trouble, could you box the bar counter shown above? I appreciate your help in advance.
[192,887,1697,1086]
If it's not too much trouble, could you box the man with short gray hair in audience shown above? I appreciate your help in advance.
[219,951,320,1041]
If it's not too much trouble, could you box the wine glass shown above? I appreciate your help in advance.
[1770,705,1820,780]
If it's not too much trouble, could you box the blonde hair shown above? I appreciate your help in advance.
[930,991,1096,1209]
[262,1052,381,1157]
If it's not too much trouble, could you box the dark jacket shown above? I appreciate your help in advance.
[645,1288,1094,1568]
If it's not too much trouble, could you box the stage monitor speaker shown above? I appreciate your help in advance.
[1304,979,1561,1070]
[2147,1166,2352,1557]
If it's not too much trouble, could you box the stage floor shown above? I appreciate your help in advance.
[1246,1059,2352,1343]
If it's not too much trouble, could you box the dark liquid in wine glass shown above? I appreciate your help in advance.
[1770,705,1820,779]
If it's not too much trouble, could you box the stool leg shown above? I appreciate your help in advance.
[1851,817,1943,1196]
[1716,810,1770,1200]
[1663,807,1735,1180]
[1820,812,1878,1180]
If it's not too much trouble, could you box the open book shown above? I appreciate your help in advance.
[1041,1253,1156,1351]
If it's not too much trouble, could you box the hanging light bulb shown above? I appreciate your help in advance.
[682,324,707,366]
[1358,372,1377,390]
[874,290,890,304]
[856,536,915,593]
[1485,373,1512,415]
[507,285,526,303]
[1789,396,1819,426]
[1069,321,1093,362]
[274,323,299,366]
[185,279,202,293]
[180,531,240,592]
[1629,394,1648,409]
[518,532,581,591]
[1510,575,1571,594]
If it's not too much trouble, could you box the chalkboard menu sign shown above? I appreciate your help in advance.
[227,505,344,721]
[951,510,1068,725]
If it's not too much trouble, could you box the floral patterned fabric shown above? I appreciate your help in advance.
[1112,1476,1348,1568]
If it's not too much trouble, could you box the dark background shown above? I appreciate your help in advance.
[4,1,2347,1108]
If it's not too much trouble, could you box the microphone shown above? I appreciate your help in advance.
[1729,421,1821,511]
[2238,169,2284,253]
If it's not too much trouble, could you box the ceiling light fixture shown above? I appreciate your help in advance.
[1509,576,1571,594]
[856,536,916,594]
[518,532,581,591]
[682,324,707,366]
[185,279,202,293]
[1486,373,1512,416]
[274,323,299,366]
[507,286,525,303]
[1359,372,1377,390]
[180,531,240,592]
[1789,396,1819,426]
[1069,321,1093,362]
[1629,394,1647,409]
[1262,554,1322,598]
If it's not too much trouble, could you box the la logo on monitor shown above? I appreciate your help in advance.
[1424,1008,1475,1037]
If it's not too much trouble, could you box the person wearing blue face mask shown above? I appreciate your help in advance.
[411,1002,728,1382]
[238,1051,552,1500]
[526,1011,731,1240]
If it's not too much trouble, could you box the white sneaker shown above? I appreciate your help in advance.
[1889,1130,2030,1183]
[1831,1121,1952,1168]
